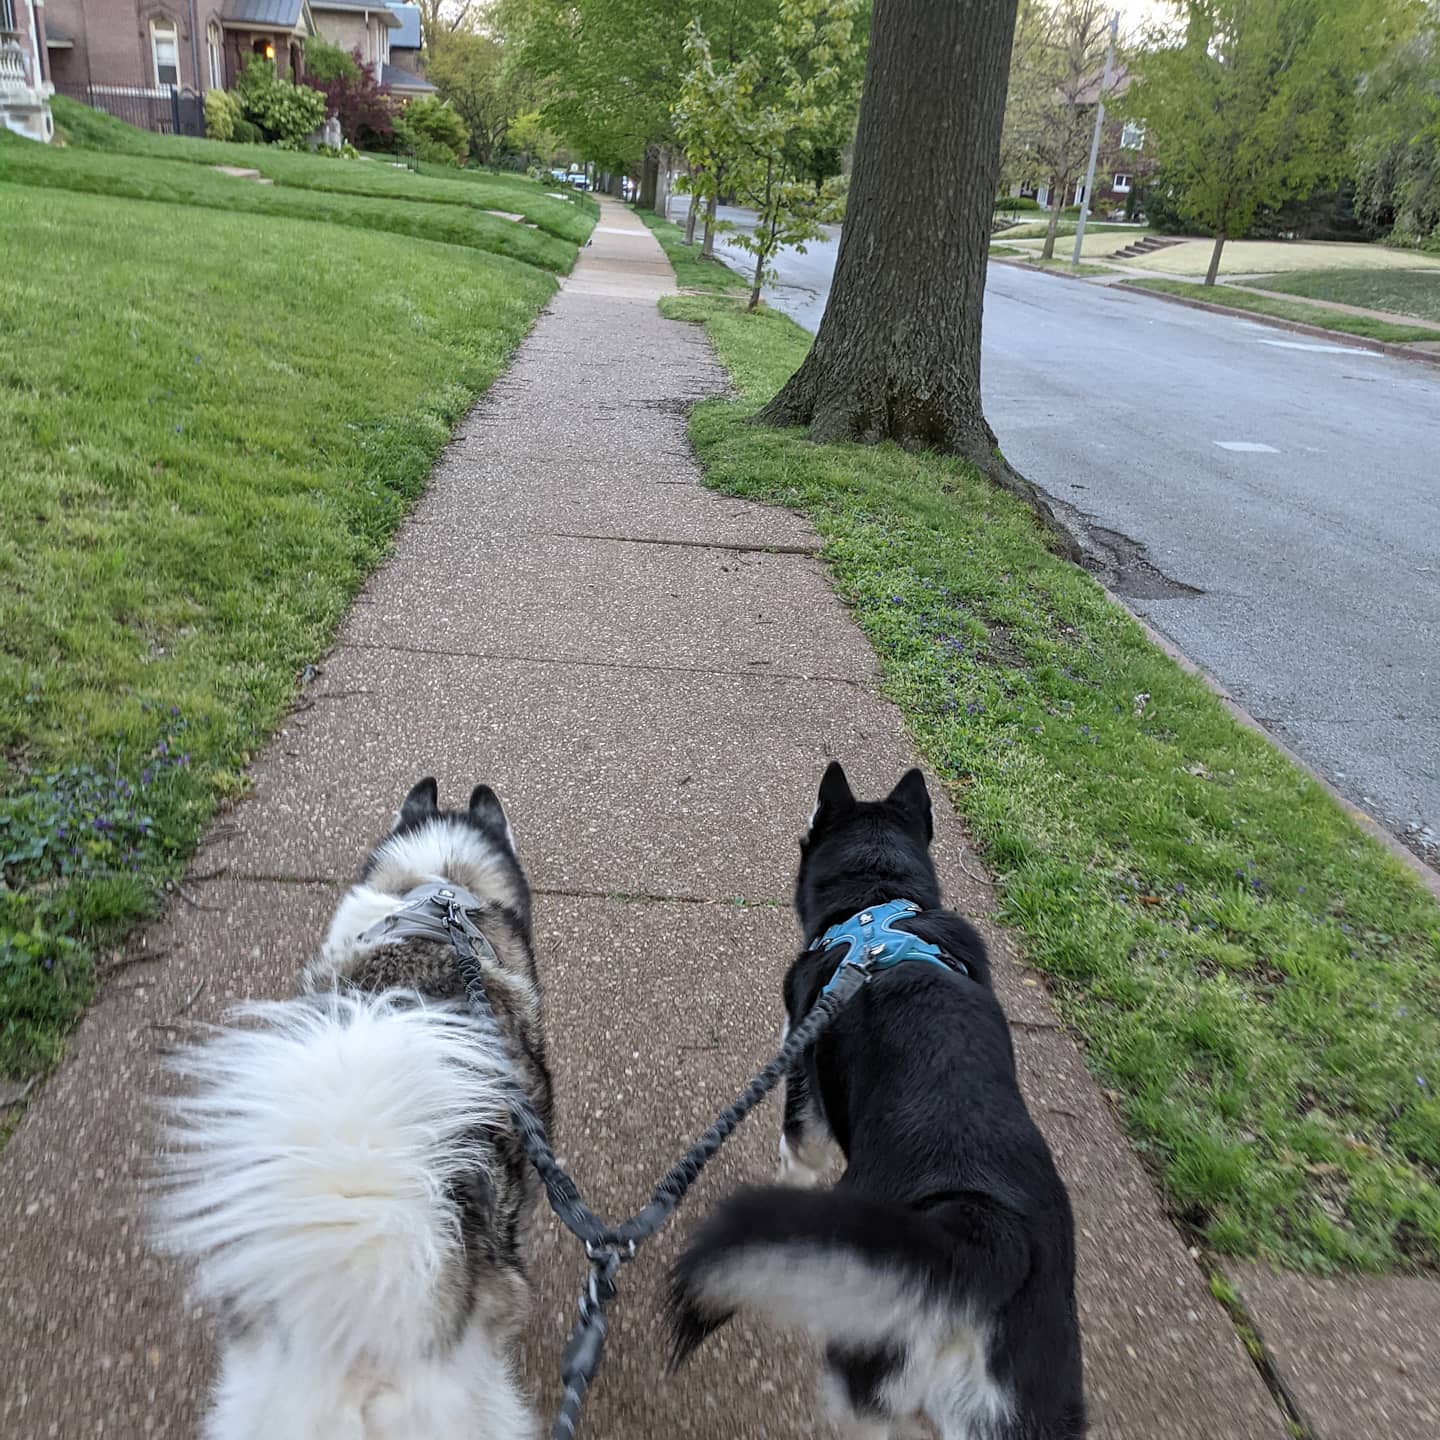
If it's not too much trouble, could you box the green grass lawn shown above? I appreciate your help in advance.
[0,181,559,1100]
[0,135,575,272]
[632,206,748,293]
[1246,268,1440,326]
[1123,278,1440,344]
[48,95,592,245]
[660,292,1440,1274]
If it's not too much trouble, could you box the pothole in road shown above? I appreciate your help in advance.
[1047,497,1205,600]
[1084,524,1206,600]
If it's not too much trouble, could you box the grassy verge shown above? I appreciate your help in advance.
[48,95,591,245]
[993,220,1148,240]
[1020,257,1116,278]
[659,293,1440,1273]
[632,206,748,293]
[1246,268,1440,326]
[0,135,575,272]
[1122,278,1440,344]
[0,182,558,1105]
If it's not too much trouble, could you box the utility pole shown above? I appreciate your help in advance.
[1072,9,1119,266]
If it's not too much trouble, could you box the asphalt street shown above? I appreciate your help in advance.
[666,198,1440,861]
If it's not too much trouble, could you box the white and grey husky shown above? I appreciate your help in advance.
[156,778,552,1439]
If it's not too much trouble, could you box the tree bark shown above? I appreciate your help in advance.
[639,146,659,210]
[757,0,1075,556]
[653,146,672,216]
[683,172,701,244]
[701,193,718,257]
[1205,230,1225,286]
[1041,182,1064,260]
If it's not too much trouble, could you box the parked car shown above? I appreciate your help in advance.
[567,172,590,191]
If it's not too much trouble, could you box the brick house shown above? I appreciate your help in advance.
[306,0,431,98]
[40,0,429,131]
[1,0,55,140]
[309,0,390,72]
[41,0,315,133]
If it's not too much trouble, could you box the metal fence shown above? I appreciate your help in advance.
[51,82,205,137]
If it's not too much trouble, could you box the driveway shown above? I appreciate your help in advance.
[665,198,1440,862]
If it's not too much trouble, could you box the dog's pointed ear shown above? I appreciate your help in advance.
[469,784,516,849]
[810,760,856,832]
[397,777,439,829]
[887,768,933,841]
[469,783,507,829]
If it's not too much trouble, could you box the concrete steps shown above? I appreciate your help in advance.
[1109,234,1182,260]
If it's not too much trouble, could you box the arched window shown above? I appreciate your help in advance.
[150,18,180,87]
[207,21,223,89]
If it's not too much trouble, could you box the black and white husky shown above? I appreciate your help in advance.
[156,779,552,1439]
[670,763,1085,1440]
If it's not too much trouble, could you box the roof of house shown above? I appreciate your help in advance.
[309,0,400,23]
[388,4,421,49]
[382,61,434,91]
[220,0,307,29]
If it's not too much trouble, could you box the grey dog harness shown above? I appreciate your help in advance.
[357,879,501,965]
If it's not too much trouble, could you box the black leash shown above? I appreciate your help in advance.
[427,886,870,1440]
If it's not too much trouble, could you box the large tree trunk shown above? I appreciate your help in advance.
[701,193,718,257]
[639,146,659,210]
[653,146,672,216]
[758,0,1074,554]
[1205,231,1225,286]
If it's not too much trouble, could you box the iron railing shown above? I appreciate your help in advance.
[51,81,204,136]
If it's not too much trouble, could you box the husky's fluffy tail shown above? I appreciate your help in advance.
[669,1184,1030,1365]
[157,991,511,1373]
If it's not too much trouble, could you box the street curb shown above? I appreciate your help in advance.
[1116,282,1440,370]
[1099,587,1440,903]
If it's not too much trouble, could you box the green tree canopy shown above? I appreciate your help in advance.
[1352,1,1440,246]
[428,30,532,165]
[1127,0,1411,282]
[499,0,790,177]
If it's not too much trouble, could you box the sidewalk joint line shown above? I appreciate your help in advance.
[334,639,870,689]
[184,870,785,911]
[545,530,821,556]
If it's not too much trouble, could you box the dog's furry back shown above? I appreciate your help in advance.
[161,993,511,1370]
[155,781,547,1439]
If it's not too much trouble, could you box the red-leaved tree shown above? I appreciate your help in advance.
[304,48,396,148]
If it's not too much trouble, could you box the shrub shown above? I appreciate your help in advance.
[236,56,327,149]
[994,195,1040,212]
[232,116,262,144]
[394,96,469,165]
[303,38,361,85]
[204,87,240,142]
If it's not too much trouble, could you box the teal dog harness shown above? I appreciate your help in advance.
[811,898,967,994]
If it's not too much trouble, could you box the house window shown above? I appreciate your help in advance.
[1112,174,1132,193]
[1,0,16,34]
[1120,121,1145,151]
[151,19,180,86]
[207,21,222,88]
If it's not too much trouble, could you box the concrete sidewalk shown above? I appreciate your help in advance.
[2,200,1285,1438]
